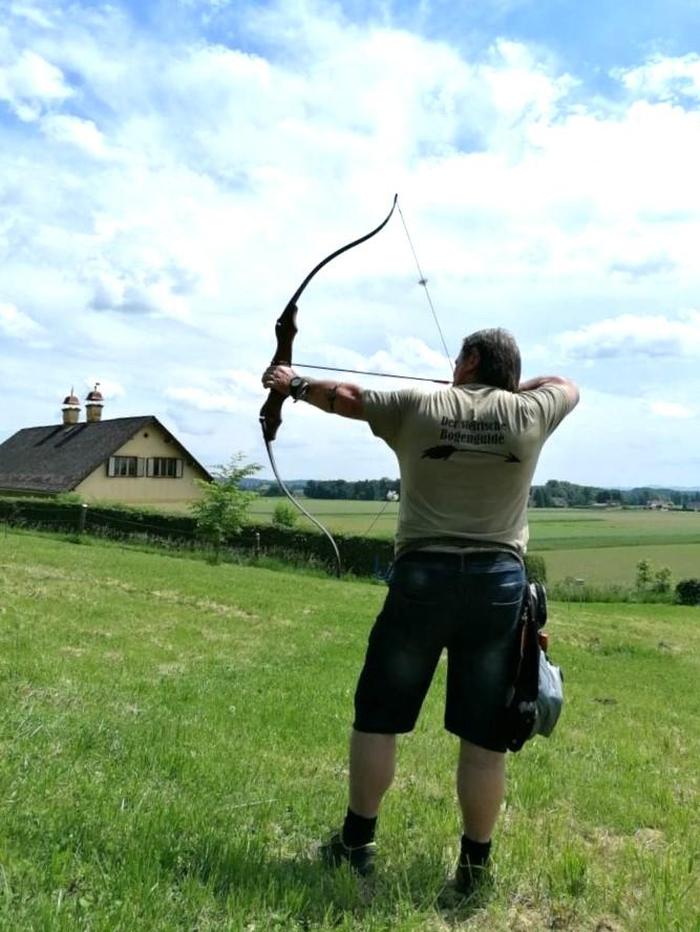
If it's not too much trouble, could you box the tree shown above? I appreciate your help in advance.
[191,455,260,560]
[272,501,298,528]
[652,567,672,594]
[635,559,653,590]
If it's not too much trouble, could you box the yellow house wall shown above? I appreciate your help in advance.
[75,424,208,506]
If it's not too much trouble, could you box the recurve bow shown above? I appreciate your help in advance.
[259,195,399,577]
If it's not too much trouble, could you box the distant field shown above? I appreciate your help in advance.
[247,500,700,547]
[247,496,401,537]
[1,530,698,930]
[247,501,700,584]
[544,544,700,586]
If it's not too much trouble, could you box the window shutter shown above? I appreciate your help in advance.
[146,458,154,477]
[107,457,116,477]
[176,459,184,478]
[136,458,145,477]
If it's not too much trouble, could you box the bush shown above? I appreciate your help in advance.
[652,566,672,593]
[636,558,652,590]
[272,501,299,528]
[675,578,700,606]
[525,553,547,584]
[191,455,260,559]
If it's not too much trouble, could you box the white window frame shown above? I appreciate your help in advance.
[146,457,184,479]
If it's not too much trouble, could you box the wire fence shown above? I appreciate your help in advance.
[0,498,396,577]
[0,497,548,583]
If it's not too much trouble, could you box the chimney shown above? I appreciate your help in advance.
[85,383,104,423]
[61,388,81,425]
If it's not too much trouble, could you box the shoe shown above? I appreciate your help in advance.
[453,860,489,897]
[318,831,377,877]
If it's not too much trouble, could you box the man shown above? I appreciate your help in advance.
[261,328,578,894]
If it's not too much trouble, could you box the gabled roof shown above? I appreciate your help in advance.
[0,416,212,494]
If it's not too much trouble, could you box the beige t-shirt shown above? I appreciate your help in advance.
[362,383,572,558]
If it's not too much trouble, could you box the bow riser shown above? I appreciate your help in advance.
[260,301,298,442]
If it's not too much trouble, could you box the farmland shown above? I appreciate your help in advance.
[1,529,698,930]
[248,500,700,586]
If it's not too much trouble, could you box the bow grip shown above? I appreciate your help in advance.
[259,301,299,442]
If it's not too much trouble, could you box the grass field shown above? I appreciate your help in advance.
[247,501,700,586]
[1,530,698,930]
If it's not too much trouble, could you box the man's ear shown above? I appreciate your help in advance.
[463,348,480,375]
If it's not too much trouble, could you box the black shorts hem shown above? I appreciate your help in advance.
[444,720,508,754]
[352,718,415,735]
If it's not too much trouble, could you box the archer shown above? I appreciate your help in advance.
[262,327,579,896]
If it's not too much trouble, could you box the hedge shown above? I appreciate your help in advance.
[0,496,547,582]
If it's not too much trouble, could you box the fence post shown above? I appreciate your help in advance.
[78,503,88,534]
[254,531,261,558]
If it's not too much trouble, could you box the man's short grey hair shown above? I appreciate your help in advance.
[460,328,521,392]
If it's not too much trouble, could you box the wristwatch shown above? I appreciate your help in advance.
[289,376,310,402]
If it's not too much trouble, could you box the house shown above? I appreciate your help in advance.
[0,387,212,507]
[645,499,672,510]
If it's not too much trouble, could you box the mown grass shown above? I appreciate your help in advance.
[1,530,699,930]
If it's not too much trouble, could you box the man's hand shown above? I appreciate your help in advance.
[262,365,366,419]
[518,375,579,410]
[262,364,297,396]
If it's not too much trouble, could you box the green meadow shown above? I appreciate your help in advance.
[248,501,700,586]
[1,530,698,930]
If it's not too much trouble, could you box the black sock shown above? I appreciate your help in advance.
[460,835,491,870]
[342,808,377,847]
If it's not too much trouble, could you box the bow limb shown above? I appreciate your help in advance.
[263,432,342,576]
[259,195,399,577]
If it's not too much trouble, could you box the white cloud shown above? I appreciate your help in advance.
[82,378,125,399]
[0,47,71,120]
[648,401,695,419]
[556,311,700,359]
[87,270,193,321]
[10,4,56,29]
[617,54,700,103]
[222,369,263,395]
[165,386,244,414]
[0,301,44,340]
[40,114,109,158]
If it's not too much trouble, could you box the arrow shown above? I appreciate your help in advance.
[422,445,521,463]
[294,362,451,384]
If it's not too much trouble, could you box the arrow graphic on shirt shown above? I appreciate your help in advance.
[421,445,521,463]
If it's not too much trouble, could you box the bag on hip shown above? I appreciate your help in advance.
[505,581,564,752]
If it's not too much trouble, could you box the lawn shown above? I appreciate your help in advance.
[0,530,698,930]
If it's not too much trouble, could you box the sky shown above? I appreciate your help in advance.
[2,0,700,489]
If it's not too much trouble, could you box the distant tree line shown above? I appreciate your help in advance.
[304,478,401,501]
[258,476,698,507]
[530,479,699,508]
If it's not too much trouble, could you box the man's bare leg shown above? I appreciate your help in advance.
[456,739,506,841]
[348,729,396,818]
[444,739,505,893]
[319,730,394,872]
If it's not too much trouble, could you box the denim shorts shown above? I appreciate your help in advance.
[353,551,526,752]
